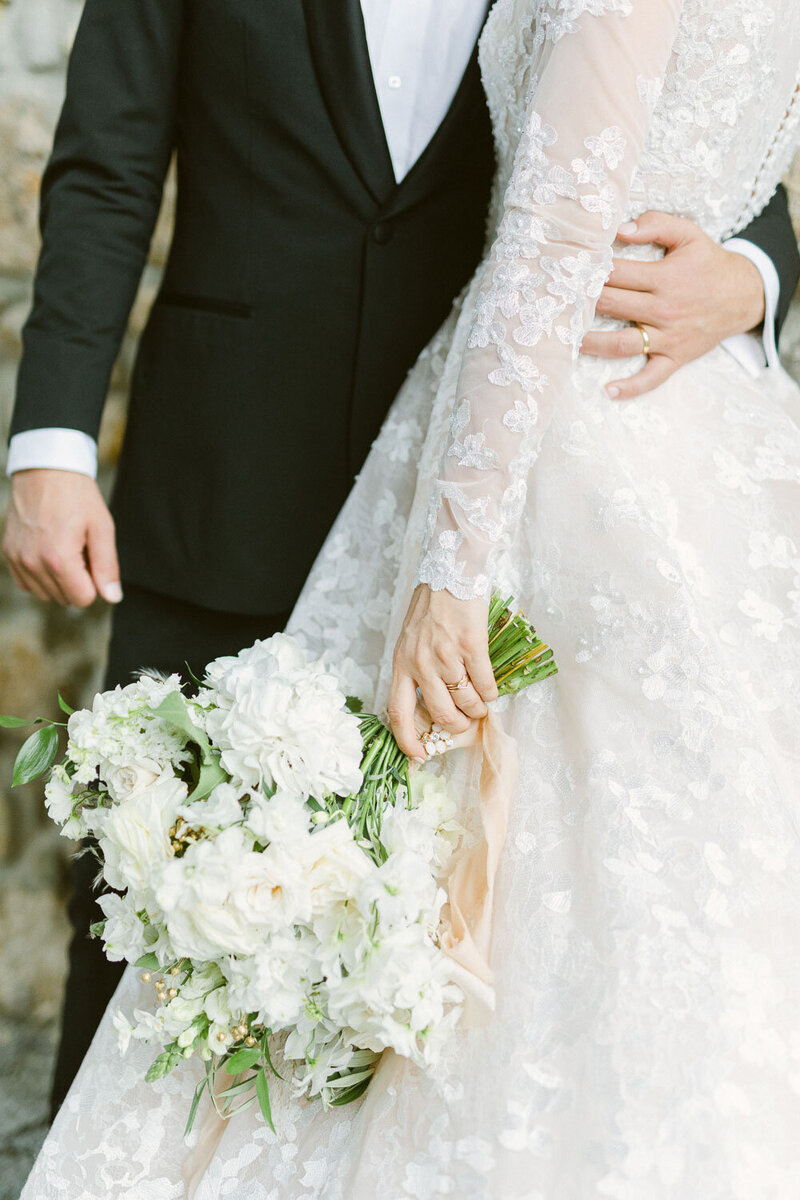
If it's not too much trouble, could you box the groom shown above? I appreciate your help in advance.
[3,0,800,1118]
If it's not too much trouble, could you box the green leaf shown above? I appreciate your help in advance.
[184,661,205,688]
[345,696,364,714]
[328,1076,372,1106]
[0,713,33,729]
[145,1047,181,1083]
[224,1047,261,1075]
[150,693,212,758]
[255,1067,276,1133]
[260,1031,282,1081]
[57,693,75,716]
[185,1078,208,1137]
[134,952,160,970]
[187,756,228,803]
[89,920,106,940]
[12,725,59,787]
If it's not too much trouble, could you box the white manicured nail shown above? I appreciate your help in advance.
[606,385,620,399]
[103,581,123,604]
[617,221,637,235]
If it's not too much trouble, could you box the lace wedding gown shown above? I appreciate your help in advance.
[23,1,800,1197]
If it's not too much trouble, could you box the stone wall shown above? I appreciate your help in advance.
[0,3,800,1194]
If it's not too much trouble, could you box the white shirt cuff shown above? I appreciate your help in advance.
[721,238,781,376]
[6,428,98,478]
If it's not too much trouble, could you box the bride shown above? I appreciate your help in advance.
[22,0,800,1196]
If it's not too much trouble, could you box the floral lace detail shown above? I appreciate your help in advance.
[418,0,681,600]
[418,0,800,601]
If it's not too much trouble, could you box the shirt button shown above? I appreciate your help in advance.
[388,75,402,89]
[372,221,394,245]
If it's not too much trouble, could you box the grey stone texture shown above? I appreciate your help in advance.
[0,4,799,1196]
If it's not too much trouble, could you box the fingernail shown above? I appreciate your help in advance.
[606,385,620,399]
[411,756,425,765]
[102,581,123,604]
[617,221,637,236]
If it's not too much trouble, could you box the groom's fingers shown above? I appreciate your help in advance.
[12,560,52,603]
[86,512,123,605]
[50,546,98,608]
[581,328,649,358]
[605,353,675,401]
[616,210,695,251]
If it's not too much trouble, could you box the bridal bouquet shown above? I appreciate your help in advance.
[3,597,556,1133]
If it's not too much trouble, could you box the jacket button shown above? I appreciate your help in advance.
[372,221,394,245]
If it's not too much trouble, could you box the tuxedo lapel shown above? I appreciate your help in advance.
[301,0,396,204]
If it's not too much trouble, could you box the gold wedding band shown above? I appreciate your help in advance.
[446,672,471,692]
[637,324,651,356]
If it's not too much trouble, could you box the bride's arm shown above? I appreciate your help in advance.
[390,0,684,756]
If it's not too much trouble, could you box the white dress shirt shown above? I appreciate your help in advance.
[5,0,782,479]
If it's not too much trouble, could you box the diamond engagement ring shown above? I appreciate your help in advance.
[446,672,471,692]
[420,725,455,758]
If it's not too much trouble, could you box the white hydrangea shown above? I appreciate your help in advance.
[325,927,462,1067]
[202,635,363,799]
[66,674,191,793]
[223,929,321,1031]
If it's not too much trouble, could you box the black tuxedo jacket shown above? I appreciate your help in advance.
[11,0,800,614]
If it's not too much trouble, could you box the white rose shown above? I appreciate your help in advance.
[228,844,313,931]
[299,819,374,913]
[103,760,163,804]
[98,775,187,904]
[156,828,269,960]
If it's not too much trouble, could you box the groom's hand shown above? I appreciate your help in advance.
[3,469,122,608]
[581,211,767,399]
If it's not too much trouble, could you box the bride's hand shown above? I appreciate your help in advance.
[388,584,498,759]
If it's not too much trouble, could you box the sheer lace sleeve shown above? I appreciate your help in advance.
[417,0,684,601]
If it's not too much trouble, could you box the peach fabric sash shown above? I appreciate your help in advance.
[425,707,518,1025]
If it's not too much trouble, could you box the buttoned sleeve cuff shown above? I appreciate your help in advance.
[721,237,781,376]
[6,428,98,478]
